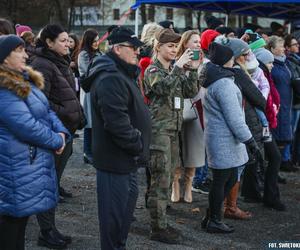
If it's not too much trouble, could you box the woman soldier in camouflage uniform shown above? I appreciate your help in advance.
[143,28,200,244]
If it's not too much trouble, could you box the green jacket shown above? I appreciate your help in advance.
[144,59,199,134]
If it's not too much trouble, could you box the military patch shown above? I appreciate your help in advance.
[149,67,158,73]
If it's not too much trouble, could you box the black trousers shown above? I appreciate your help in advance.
[0,215,29,250]
[209,168,238,219]
[55,140,73,189]
[36,140,73,231]
[97,170,138,250]
[264,139,281,202]
[241,139,281,202]
[241,160,263,200]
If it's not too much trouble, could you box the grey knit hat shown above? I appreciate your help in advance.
[226,38,249,58]
[254,48,274,65]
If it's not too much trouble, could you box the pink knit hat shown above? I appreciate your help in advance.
[15,24,32,37]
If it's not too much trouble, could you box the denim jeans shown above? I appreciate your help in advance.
[292,109,300,134]
[282,144,291,162]
[97,169,138,250]
[255,108,269,127]
[83,128,92,157]
[292,109,300,163]
[193,159,208,186]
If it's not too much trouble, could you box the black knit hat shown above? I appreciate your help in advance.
[159,20,174,29]
[208,42,233,66]
[0,35,24,63]
[205,16,224,30]
[107,26,144,47]
[215,26,235,36]
[271,22,284,32]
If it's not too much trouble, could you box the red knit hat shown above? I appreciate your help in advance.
[200,29,220,51]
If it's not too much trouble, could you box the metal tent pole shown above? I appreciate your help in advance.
[135,7,139,35]
[225,14,229,26]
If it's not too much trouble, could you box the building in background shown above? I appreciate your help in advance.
[0,0,285,35]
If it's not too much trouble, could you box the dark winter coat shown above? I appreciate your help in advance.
[286,53,300,108]
[82,51,152,174]
[31,48,84,134]
[259,61,280,129]
[0,65,69,217]
[271,58,293,142]
[229,66,266,150]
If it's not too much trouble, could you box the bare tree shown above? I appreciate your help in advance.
[140,3,146,25]
[193,11,202,30]
[185,9,193,28]
[148,5,155,22]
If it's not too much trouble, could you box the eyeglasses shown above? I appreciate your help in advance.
[290,43,299,47]
[118,44,139,51]
[242,52,250,57]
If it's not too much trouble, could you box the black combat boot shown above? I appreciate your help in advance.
[38,229,68,249]
[150,225,182,244]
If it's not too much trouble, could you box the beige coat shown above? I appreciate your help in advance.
[181,96,205,168]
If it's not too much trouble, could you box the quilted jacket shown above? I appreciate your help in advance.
[0,65,69,217]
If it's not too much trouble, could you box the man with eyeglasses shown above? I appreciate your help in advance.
[81,26,151,250]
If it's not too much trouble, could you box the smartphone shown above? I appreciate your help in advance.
[248,33,257,41]
[192,50,200,60]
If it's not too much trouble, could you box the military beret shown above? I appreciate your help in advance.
[155,28,181,44]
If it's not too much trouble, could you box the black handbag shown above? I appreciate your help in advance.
[77,105,87,130]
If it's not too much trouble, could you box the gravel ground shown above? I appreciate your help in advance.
[26,133,300,250]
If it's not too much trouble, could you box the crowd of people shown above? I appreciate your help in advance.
[0,15,300,250]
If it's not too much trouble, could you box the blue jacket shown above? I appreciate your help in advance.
[271,58,292,142]
[0,65,69,217]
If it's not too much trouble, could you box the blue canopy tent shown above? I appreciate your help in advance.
[131,0,300,34]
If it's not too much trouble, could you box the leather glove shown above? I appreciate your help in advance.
[244,137,260,156]
[244,137,263,164]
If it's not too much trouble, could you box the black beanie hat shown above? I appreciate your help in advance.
[0,35,24,63]
[205,16,224,30]
[271,22,284,32]
[215,26,235,36]
[159,20,174,29]
[208,42,233,66]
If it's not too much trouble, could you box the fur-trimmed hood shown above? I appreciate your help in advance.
[0,65,44,98]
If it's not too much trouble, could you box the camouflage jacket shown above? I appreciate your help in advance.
[144,59,199,134]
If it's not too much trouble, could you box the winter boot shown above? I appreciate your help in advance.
[171,167,181,203]
[224,182,252,220]
[150,225,182,244]
[206,215,234,234]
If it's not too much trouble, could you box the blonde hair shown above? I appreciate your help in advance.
[141,22,163,48]
[266,35,284,51]
[176,30,200,59]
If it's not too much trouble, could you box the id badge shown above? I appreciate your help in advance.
[174,97,181,110]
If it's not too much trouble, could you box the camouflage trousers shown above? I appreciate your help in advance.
[147,132,180,230]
